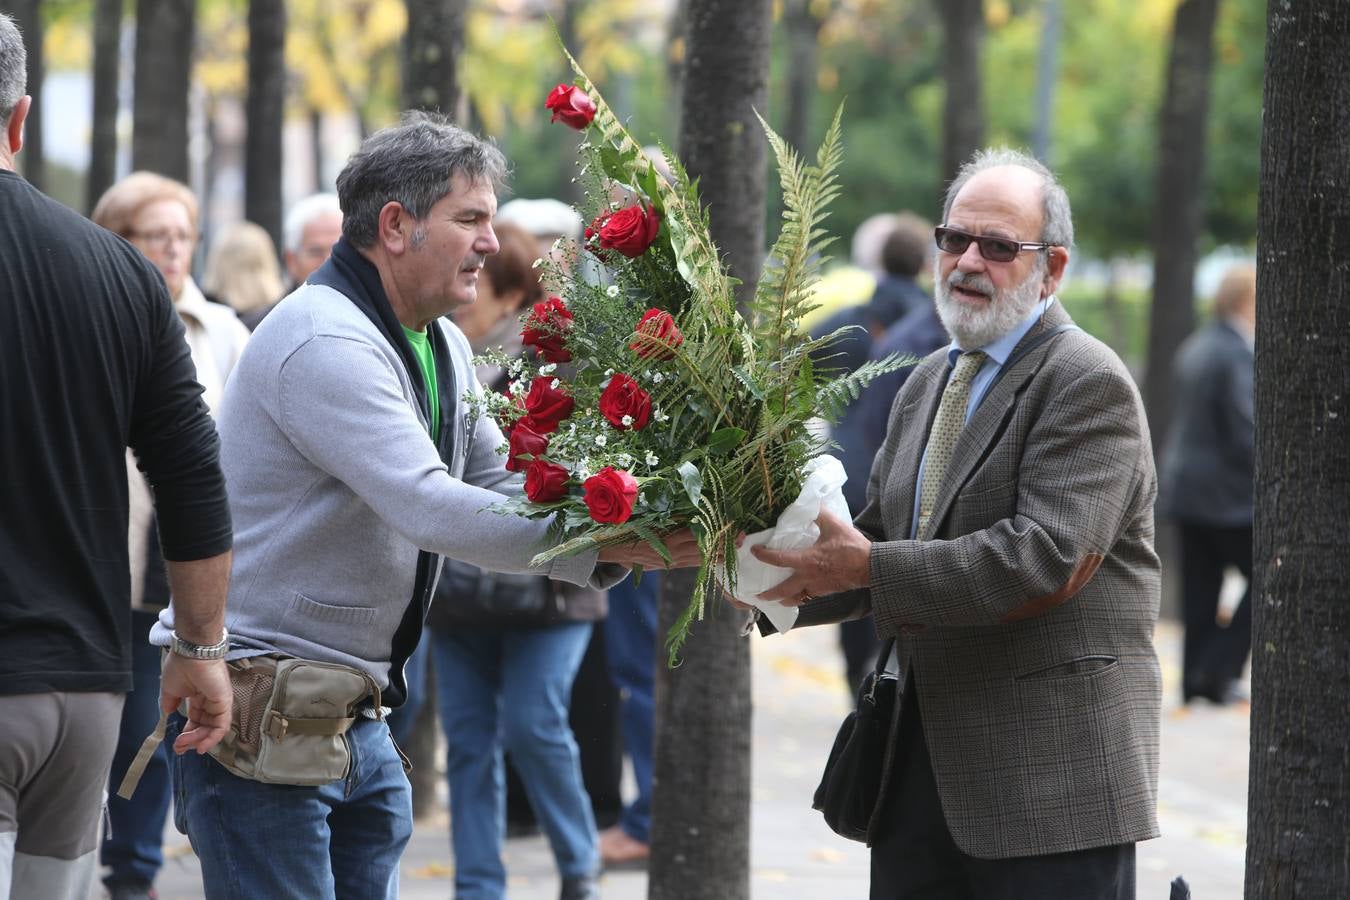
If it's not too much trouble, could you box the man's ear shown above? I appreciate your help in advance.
[6,95,31,155]
[1042,245,1069,298]
[376,200,411,255]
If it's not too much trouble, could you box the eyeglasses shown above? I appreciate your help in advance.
[934,226,1057,263]
[129,229,196,249]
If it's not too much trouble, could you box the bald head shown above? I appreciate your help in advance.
[943,147,1074,252]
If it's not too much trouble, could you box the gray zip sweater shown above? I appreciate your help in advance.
[153,246,621,698]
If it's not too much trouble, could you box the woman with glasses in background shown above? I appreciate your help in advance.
[90,172,249,900]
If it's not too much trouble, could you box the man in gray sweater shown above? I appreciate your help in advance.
[153,112,694,900]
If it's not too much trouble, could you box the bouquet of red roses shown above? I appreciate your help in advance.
[471,49,906,660]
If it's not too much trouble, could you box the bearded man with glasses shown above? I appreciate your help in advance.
[753,147,1160,899]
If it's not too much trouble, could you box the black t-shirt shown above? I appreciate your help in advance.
[0,170,232,695]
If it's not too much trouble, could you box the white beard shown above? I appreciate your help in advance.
[934,256,1046,349]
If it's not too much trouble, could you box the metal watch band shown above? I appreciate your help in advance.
[169,627,229,660]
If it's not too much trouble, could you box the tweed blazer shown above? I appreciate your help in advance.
[800,303,1161,858]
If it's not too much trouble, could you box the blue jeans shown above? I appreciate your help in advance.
[102,610,171,887]
[604,573,660,844]
[167,711,412,899]
[432,622,597,899]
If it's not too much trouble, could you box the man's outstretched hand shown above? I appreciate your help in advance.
[160,655,233,755]
[598,527,703,570]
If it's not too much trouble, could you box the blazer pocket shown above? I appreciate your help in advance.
[1015,654,1119,681]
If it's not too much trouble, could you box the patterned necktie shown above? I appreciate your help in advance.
[917,350,986,539]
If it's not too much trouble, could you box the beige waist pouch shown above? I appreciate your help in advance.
[118,654,381,799]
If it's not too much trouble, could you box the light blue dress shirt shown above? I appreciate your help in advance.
[907,296,1058,539]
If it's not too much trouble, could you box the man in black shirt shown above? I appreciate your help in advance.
[0,15,234,899]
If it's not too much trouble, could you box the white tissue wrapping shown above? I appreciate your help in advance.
[717,455,851,634]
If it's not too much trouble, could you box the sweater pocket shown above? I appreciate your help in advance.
[281,592,380,660]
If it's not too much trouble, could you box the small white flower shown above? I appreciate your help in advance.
[605,368,614,377]
[551,238,564,252]
[550,378,561,390]
[531,258,544,269]
[616,453,633,468]
[540,363,557,375]
[510,379,526,395]
[595,435,608,448]
[651,372,664,384]
[621,415,633,427]
[645,450,659,467]
[654,408,670,423]
[606,285,620,298]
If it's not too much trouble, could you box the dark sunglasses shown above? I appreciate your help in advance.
[934,226,1058,263]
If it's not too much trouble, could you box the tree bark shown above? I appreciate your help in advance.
[88,0,122,211]
[402,0,464,116]
[245,0,286,250]
[782,0,824,156]
[1246,3,1350,897]
[1141,0,1219,459]
[4,0,44,191]
[648,3,770,899]
[934,0,983,188]
[132,0,195,182]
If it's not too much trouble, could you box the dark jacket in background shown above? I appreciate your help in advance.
[859,303,951,474]
[1159,319,1254,527]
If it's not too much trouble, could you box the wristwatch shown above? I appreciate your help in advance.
[169,628,230,660]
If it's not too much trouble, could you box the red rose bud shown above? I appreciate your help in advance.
[630,309,683,360]
[524,459,570,502]
[505,421,548,473]
[521,296,573,364]
[523,375,575,434]
[598,372,652,431]
[545,84,597,130]
[583,466,639,524]
[598,204,661,258]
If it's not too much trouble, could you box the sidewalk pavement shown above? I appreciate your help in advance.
[144,619,1247,899]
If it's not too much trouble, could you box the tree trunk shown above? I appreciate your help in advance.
[402,0,464,116]
[245,0,286,251]
[666,0,687,135]
[782,0,823,156]
[4,0,44,191]
[1031,0,1061,165]
[934,0,983,188]
[648,3,769,899]
[1246,3,1350,897]
[1141,0,1219,459]
[88,0,122,211]
[132,0,195,181]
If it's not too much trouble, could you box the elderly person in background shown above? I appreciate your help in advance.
[203,221,285,322]
[240,192,343,330]
[1160,263,1257,706]
[90,171,249,900]
[754,148,1160,898]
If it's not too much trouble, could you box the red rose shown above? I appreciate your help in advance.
[630,309,683,360]
[598,204,661,258]
[524,459,570,503]
[505,421,548,473]
[521,296,573,364]
[545,84,597,130]
[598,373,652,431]
[523,376,574,434]
[583,467,639,524]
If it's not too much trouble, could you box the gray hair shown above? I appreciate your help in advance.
[283,192,342,253]
[335,111,508,249]
[942,147,1075,252]
[0,13,26,126]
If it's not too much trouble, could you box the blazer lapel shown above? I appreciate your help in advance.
[923,304,1074,539]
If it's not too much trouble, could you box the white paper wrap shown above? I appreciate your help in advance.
[717,455,851,634]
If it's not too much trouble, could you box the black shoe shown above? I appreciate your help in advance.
[560,874,601,900]
[107,881,158,900]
